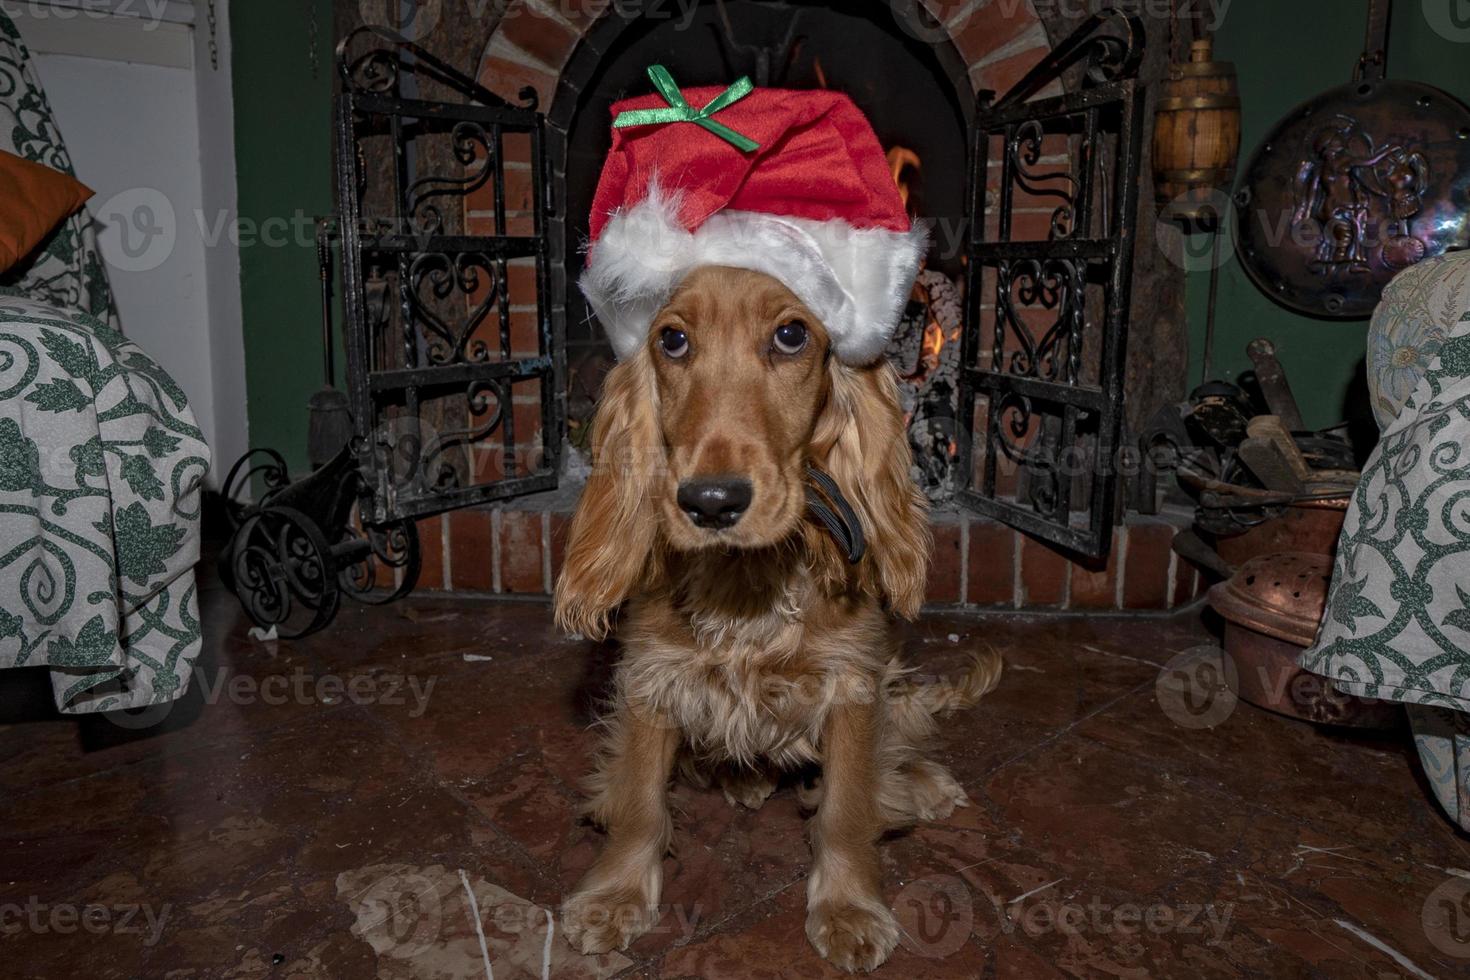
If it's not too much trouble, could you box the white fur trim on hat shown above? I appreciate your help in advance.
[580,185,928,365]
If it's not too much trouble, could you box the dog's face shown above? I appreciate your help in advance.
[646,266,829,552]
[556,264,930,639]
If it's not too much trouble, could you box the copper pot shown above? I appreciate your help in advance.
[1208,552,1400,729]
[1211,496,1349,568]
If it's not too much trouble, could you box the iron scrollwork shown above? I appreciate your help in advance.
[955,11,1147,558]
[218,446,420,639]
[407,251,501,365]
[219,28,559,637]
[336,26,560,527]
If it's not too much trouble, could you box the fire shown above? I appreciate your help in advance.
[921,320,945,365]
[887,145,920,210]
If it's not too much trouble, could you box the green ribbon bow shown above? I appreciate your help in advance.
[612,65,760,154]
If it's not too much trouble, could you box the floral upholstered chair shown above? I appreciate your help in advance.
[1300,250,1470,829]
[0,12,210,714]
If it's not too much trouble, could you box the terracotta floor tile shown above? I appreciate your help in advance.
[4,567,1465,978]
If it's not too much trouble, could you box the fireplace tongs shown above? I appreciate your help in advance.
[804,465,866,564]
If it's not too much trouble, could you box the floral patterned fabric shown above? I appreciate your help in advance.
[1301,252,1470,713]
[1364,253,1460,430]
[0,298,209,712]
[0,10,116,324]
[0,12,208,713]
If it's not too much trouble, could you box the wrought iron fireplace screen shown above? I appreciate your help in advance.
[335,26,561,527]
[954,11,1146,558]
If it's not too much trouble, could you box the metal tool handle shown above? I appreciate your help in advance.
[1245,338,1307,432]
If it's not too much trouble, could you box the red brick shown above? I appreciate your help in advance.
[479,56,557,111]
[501,131,534,166]
[416,515,445,590]
[448,508,493,592]
[950,0,1037,66]
[966,520,1014,606]
[498,6,580,71]
[971,45,1049,99]
[1020,534,1067,607]
[918,0,974,21]
[926,519,964,604]
[468,211,537,238]
[984,207,1060,243]
[549,511,571,586]
[546,0,611,32]
[468,435,506,483]
[1070,542,1119,610]
[506,258,538,302]
[1123,523,1173,610]
[463,166,536,220]
[465,212,498,238]
[512,389,545,465]
[504,212,537,237]
[498,509,545,594]
[511,309,542,357]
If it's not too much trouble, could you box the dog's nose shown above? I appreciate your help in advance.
[677,477,753,529]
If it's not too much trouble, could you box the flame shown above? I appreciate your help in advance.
[921,320,945,364]
[887,145,920,210]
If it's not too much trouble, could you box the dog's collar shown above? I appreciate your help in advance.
[805,465,865,564]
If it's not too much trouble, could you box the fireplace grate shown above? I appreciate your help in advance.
[334,25,562,527]
[954,11,1147,559]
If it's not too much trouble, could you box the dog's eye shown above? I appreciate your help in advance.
[773,320,808,355]
[659,327,689,359]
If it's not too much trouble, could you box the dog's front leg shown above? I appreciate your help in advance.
[806,693,900,973]
[562,702,679,954]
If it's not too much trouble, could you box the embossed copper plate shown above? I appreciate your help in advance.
[1233,79,1470,318]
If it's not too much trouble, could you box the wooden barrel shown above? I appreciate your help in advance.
[1152,38,1241,226]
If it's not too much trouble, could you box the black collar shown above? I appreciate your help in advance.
[805,465,866,564]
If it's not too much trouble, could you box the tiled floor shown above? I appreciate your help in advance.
[4,566,1470,978]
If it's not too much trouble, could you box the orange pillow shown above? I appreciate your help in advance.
[0,149,93,272]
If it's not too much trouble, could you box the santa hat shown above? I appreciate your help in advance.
[580,67,927,366]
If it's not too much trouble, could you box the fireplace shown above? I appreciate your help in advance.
[317,0,1204,614]
[543,2,972,497]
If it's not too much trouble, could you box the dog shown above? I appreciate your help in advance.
[555,264,1001,973]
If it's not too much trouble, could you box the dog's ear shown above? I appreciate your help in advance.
[554,351,663,639]
[810,359,931,618]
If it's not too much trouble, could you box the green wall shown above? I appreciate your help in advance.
[233,0,336,474]
[230,1,1469,459]
[1185,0,1470,428]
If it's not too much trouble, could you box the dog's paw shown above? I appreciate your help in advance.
[909,761,969,822]
[561,886,655,955]
[806,900,900,973]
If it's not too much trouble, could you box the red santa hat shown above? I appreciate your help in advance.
[580,67,927,366]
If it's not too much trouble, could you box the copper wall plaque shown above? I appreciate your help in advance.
[1234,79,1470,318]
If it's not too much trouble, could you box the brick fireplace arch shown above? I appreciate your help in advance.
[465,0,1055,446]
[470,0,1055,291]
[429,2,1202,613]
[477,1,1051,114]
